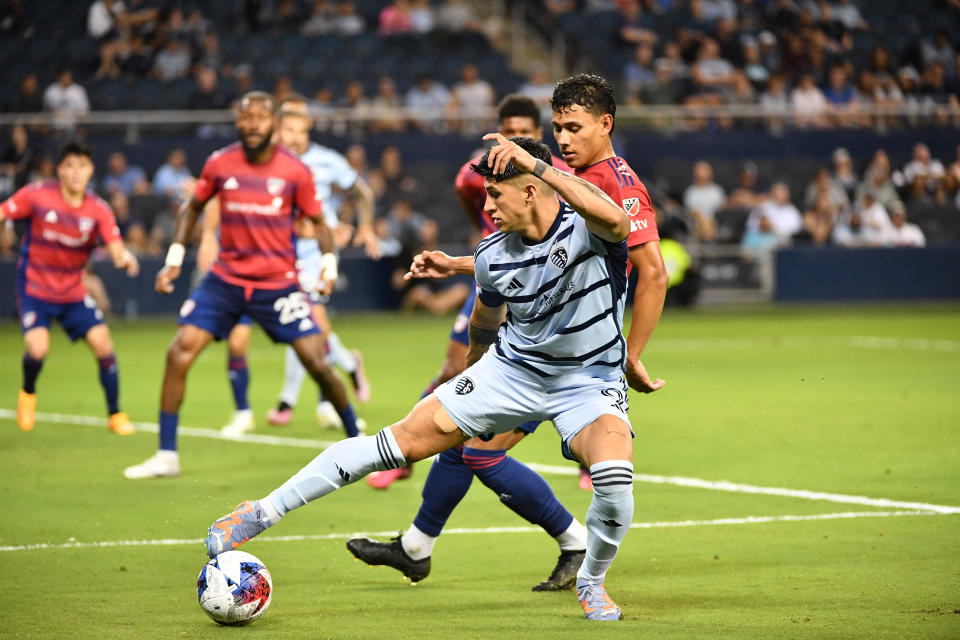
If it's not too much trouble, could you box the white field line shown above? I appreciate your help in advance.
[3,408,959,516]
[0,510,940,553]
[647,335,960,353]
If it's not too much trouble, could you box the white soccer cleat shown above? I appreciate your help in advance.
[123,450,180,479]
[221,410,255,438]
[315,401,342,429]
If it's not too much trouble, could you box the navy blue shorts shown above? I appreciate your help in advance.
[179,272,320,344]
[449,285,476,346]
[18,292,104,342]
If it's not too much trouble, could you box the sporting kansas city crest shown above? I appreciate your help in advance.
[622,198,640,216]
[548,245,568,269]
[454,376,475,395]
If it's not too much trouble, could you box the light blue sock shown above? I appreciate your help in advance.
[268,429,405,516]
[577,460,634,586]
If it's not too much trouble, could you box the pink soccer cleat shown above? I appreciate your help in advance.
[266,404,293,426]
[366,466,413,490]
[350,350,372,403]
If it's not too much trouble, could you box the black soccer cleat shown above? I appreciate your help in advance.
[346,535,431,583]
[531,550,586,591]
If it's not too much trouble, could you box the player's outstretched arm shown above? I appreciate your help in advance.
[466,296,505,367]
[625,242,668,393]
[106,240,139,277]
[348,177,380,258]
[403,251,475,280]
[482,133,629,243]
[196,197,220,274]
[156,196,204,294]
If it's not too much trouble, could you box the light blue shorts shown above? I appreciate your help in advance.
[434,352,633,461]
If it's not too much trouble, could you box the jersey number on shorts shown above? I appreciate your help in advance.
[274,292,311,325]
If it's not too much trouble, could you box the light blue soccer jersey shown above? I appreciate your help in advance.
[473,201,629,379]
[298,142,358,229]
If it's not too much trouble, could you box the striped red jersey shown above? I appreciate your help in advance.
[2,181,121,303]
[455,153,571,238]
[576,156,659,250]
[194,143,322,289]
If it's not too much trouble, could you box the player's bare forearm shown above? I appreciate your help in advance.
[313,216,334,254]
[535,161,628,242]
[466,297,504,367]
[625,242,668,392]
[171,197,205,246]
[200,197,220,241]
[349,178,375,229]
[106,240,139,276]
[404,252,475,280]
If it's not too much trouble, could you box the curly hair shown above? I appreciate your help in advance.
[551,73,617,129]
[470,136,553,182]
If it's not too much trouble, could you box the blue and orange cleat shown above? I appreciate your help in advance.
[17,390,36,432]
[205,500,273,558]
[577,581,623,621]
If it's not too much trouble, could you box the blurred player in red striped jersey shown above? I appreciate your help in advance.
[123,92,360,479]
[0,142,140,434]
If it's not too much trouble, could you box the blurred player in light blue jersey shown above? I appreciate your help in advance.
[206,135,639,621]
[209,95,377,437]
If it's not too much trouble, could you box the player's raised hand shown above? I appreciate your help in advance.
[625,358,665,394]
[404,250,456,280]
[120,249,140,277]
[482,133,537,175]
[155,264,180,294]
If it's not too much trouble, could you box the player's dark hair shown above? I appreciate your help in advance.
[57,141,93,164]
[470,137,552,183]
[551,73,617,128]
[498,94,541,127]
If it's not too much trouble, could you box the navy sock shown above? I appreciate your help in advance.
[159,411,178,451]
[22,354,44,394]
[412,447,475,536]
[97,353,120,414]
[228,356,250,411]
[337,404,359,437]
[462,447,574,537]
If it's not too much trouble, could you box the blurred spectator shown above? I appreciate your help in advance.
[855,190,893,238]
[189,66,231,110]
[43,69,90,131]
[828,0,868,31]
[28,155,54,183]
[690,38,736,98]
[741,214,781,257]
[882,200,926,247]
[544,0,576,15]
[518,65,554,108]
[699,0,737,23]
[410,0,434,33]
[338,81,373,133]
[741,38,771,91]
[125,222,150,254]
[232,64,255,96]
[309,87,336,133]
[856,161,899,212]
[683,160,726,242]
[302,0,336,35]
[87,0,125,78]
[902,143,945,197]
[746,182,802,240]
[451,64,495,133]
[115,34,153,78]
[804,167,849,214]
[152,39,191,81]
[109,191,132,236]
[373,145,417,206]
[273,76,295,105]
[759,73,789,128]
[152,149,191,198]
[639,59,680,106]
[791,73,828,127]
[436,0,480,32]
[624,44,657,99]
[102,151,149,196]
[406,74,451,132]
[333,1,366,35]
[0,124,35,194]
[823,65,859,126]
[379,0,414,35]
[197,32,222,72]
[725,161,764,208]
[0,0,30,39]
[831,147,858,197]
[921,28,955,70]
[619,1,658,48]
[793,192,836,246]
[9,74,43,113]
[370,76,405,133]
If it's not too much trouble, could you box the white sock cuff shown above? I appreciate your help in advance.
[589,460,634,492]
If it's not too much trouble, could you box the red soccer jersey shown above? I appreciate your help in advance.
[2,181,121,303]
[194,143,322,289]
[455,153,571,238]
[576,156,659,252]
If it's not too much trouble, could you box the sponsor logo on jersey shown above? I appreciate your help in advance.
[266,177,286,196]
[630,218,649,233]
[179,299,196,318]
[224,177,239,190]
[549,245,568,269]
[22,311,36,328]
[44,210,58,223]
[455,376,475,395]
[622,198,640,216]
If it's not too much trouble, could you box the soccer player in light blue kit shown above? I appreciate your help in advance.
[214,95,377,437]
[206,134,636,621]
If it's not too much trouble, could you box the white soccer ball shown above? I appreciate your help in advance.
[197,550,273,626]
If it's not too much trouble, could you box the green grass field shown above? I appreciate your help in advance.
[0,305,958,639]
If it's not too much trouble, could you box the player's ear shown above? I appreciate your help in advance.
[523,181,537,205]
[600,113,614,135]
